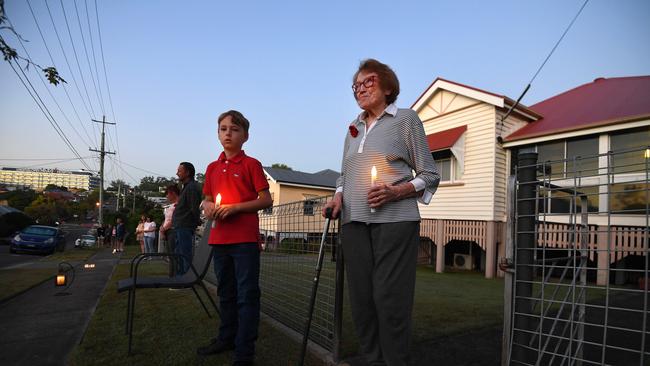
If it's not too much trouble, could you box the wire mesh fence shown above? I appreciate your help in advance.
[256,195,340,353]
[507,147,649,366]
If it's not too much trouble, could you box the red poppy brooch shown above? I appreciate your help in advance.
[349,124,359,138]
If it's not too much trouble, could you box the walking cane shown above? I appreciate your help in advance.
[298,207,333,366]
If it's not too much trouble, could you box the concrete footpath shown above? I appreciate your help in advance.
[0,248,120,366]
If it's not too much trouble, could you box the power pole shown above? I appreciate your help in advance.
[90,116,115,227]
[116,182,121,212]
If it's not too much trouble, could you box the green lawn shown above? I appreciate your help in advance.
[70,254,508,365]
[0,247,100,301]
[69,260,328,366]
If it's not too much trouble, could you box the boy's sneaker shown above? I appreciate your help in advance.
[112,249,116,254]
[196,338,234,356]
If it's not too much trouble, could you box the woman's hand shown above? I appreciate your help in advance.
[213,203,240,220]
[323,193,342,219]
[368,182,414,208]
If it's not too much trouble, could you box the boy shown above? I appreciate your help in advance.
[198,110,273,366]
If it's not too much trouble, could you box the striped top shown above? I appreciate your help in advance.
[336,105,440,225]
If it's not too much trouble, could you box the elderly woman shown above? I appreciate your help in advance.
[324,59,439,366]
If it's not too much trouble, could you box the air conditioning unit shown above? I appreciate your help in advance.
[453,253,472,270]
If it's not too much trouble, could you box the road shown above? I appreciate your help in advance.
[0,224,89,269]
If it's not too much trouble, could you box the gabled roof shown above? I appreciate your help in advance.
[264,167,339,189]
[411,77,541,120]
[505,76,650,142]
[427,125,467,152]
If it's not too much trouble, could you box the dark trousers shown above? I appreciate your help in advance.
[164,229,176,277]
[341,221,420,366]
[174,228,194,276]
[212,243,260,362]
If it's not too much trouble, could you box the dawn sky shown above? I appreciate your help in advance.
[1,0,649,185]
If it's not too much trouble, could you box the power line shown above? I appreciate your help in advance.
[84,0,105,123]
[498,0,589,139]
[73,0,105,116]
[119,160,168,178]
[0,156,94,161]
[5,16,95,151]
[93,0,125,189]
[43,0,96,128]
[6,58,92,171]
[528,0,590,86]
[59,0,97,118]
[26,0,97,150]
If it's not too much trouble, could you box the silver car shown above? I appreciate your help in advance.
[75,234,97,248]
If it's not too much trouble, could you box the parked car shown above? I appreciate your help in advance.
[10,225,66,255]
[75,234,97,248]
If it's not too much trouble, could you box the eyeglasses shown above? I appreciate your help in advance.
[352,75,376,93]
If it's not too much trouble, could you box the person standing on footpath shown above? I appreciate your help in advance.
[197,110,273,366]
[323,59,440,366]
[172,162,202,276]
[160,184,179,277]
[114,217,125,254]
[143,216,157,257]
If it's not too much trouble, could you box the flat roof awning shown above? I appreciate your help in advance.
[427,125,467,152]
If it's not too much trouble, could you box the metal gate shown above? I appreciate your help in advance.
[504,149,649,365]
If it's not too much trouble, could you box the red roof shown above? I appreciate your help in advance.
[427,125,467,151]
[505,76,650,142]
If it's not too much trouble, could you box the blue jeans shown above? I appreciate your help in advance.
[144,236,156,253]
[174,228,194,276]
[212,243,260,362]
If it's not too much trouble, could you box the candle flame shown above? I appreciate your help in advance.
[216,193,222,206]
[371,166,377,180]
[645,149,650,159]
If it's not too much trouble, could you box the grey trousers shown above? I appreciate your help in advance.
[341,221,420,366]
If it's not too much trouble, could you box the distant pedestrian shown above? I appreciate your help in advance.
[172,162,202,276]
[96,225,105,247]
[197,110,273,366]
[114,217,125,254]
[105,224,113,249]
[135,216,145,253]
[143,216,157,257]
[160,184,179,276]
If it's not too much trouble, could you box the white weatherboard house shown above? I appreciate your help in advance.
[412,76,649,282]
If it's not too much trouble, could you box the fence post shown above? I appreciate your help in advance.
[513,152,537,363]
[333,227,344,362]
[436,219,445,273]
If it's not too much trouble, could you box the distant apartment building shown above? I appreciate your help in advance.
[0,167,100,191]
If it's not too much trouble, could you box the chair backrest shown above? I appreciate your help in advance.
[189,221,215,280]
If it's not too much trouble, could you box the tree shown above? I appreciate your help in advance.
[44,184,68,192]
[0,189,37,211]
[271,163,292,170]
[0,1,65,86]
[109,179,131,192]
[24,196,61,225]
[195,173,205,184]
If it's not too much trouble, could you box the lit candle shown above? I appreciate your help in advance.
[645,148,650,159]
[212,193,222,228]
[56,274,66,286]
[370,166,377,213]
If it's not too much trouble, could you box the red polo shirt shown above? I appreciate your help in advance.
[203,150,269,245]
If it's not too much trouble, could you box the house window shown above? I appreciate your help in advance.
[610,127,650,174]
[609,182,649,215]
[536,136,598,179]
[303,194,318,216]
[432,150,462,182]
[539,185,599,214]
